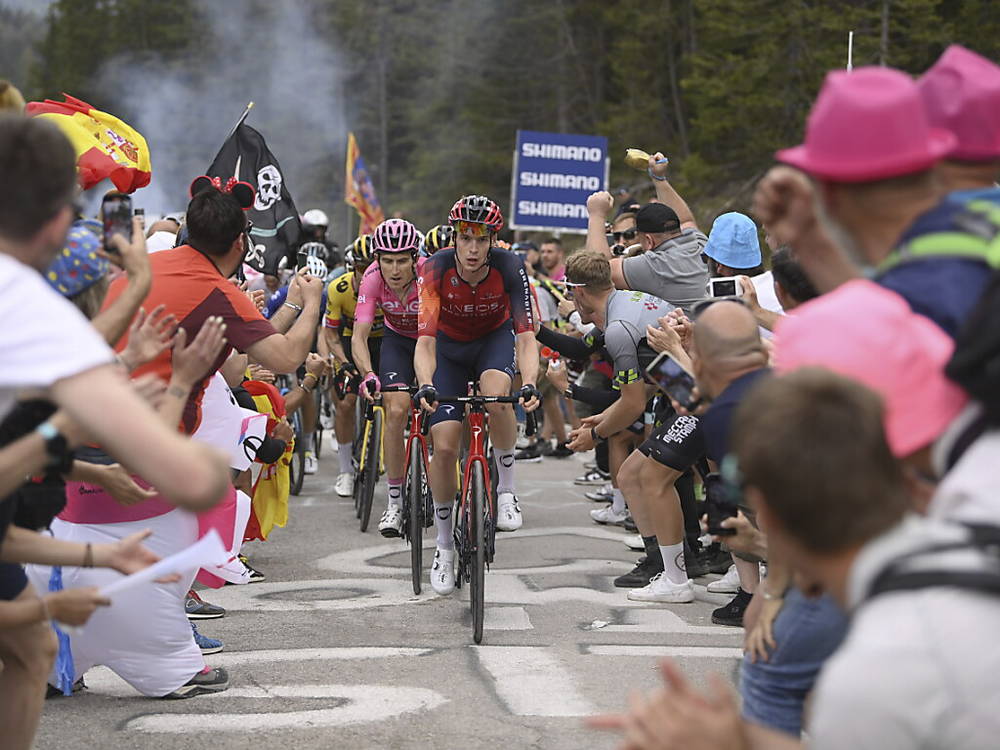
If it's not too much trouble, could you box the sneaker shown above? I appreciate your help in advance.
[335,472,354,497]
[707,564,741,594]
[496,492,523,531]
[538,439,555,456]
[584,484,613,502]
[574,469,609,486]
[430,547,456,595]
[712,589,752,627]
[550,442,574,458]
[627,572,695,603]
[185,590,225,620]
[622,516,638,533]
[590,505,629,526]
[378,505,404,538]
[613,555,663,588]
[514,444,542,463]
[623,533,644,551]
[304,450,318,475]
[191,623,224,655]
[238,554,266,583]
[698,543,735,575]
[162,666,230,699]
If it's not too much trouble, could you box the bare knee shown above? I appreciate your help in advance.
[0,621,58,677]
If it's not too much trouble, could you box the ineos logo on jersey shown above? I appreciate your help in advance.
[443,301,503,315]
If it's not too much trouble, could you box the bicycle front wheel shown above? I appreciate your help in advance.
[469,461,486,644]
[358,409,383,533]
[290,420,305,496]
[407,443,426,595]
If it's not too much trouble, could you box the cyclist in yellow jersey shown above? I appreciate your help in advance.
[323,236,384,496]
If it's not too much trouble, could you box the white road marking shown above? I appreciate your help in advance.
[474,646,595,717]
[584,645,744,658]
[597,608,740,637]
[484,606,532,630]
[124,684,448,733]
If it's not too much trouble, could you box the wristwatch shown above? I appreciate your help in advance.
[590,426,606,443]
[35,420,73,473]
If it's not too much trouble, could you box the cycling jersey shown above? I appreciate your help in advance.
[417,248,534,342]
[356,257,423,339]
[324,271,383,337]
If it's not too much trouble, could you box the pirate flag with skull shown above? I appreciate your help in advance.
[207,123,301,274]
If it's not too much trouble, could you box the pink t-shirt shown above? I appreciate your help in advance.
[356,257,423,339]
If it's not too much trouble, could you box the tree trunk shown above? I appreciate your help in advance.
[880,0,890,66]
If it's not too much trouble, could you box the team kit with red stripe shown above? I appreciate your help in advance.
[345,197,542,580]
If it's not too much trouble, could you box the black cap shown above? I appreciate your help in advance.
[635,203,680,233]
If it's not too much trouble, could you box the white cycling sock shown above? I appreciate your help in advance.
[660,543,687,585]
[495,450,516,495]
[338,442,353,475]
[611,488,626,514]
[434,503,454,550]
[387,479,402,509]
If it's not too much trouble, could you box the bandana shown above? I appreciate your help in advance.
[46,222,110,297]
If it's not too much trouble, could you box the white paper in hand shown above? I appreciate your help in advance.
[99,529,230,599]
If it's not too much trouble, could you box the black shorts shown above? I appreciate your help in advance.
[342,334,382,374]
[637,411,704,471]
[0,562,27,601]
[379,329,417,389]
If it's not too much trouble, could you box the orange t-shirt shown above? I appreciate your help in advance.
[102,245,277,433]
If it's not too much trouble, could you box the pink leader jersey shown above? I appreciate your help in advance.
[355,257,424,339]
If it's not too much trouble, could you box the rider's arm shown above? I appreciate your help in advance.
[593,379,646,437]
[351,321,374,376]
[415,257,441,386]
[502,250,540,386]
[536,325,601,360]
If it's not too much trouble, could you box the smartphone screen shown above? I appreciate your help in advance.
[643,352,699,410]
[101,193,132,251]
[709,277,738,298]
[296,251,309,271]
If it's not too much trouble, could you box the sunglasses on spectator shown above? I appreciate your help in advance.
[610,229,637,242]
[691,296,748,319]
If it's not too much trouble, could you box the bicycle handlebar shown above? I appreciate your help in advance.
[432,395,537,437]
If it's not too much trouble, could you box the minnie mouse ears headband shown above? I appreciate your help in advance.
[189,175,255,210]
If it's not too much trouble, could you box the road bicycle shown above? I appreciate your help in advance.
[401,392,433,595]
[277,374,307,496]
[434,386,536,644]
[353,391,385,532]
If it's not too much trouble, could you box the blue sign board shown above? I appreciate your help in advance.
[510,129,609,233]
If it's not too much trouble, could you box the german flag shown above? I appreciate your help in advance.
[26,94,151,193]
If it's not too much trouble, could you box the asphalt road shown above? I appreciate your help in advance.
[35,439,744,750]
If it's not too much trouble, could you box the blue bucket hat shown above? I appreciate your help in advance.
[703,212,762,270]
[46,222,110,298]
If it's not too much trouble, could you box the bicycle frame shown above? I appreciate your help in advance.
[459,406,494,529]
[358,398,386,475]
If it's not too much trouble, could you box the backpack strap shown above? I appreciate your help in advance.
[879,200,1000,273]
[865,534,1000,602]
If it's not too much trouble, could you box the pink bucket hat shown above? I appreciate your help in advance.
[773,280,967,457]
[777,67,956,182]
[918,44,1000,162]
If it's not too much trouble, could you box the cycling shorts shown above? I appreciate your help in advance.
[637,409,704,471]
[429,321,516,427]
[379,328,417,389]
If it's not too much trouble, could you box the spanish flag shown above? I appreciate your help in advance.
[26,94,151,193]
[344,132,385,234]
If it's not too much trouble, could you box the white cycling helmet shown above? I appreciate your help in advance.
[302,255,328,279]
[302,209,329,230]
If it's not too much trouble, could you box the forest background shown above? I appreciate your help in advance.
[2,0,998,245]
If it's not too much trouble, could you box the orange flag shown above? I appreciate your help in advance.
[344,132,385,234]
[26,94,151,193]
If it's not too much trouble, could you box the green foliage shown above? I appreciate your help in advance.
[24,0,1000,237]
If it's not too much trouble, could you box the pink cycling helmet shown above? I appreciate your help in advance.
[371,218,421,255]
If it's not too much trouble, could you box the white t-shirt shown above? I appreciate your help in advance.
[809,517,1000,749]
[0,253,113,421]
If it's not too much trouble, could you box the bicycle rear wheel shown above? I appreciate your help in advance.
[406,444,426,595]
[358,409,383,532]
[290,415,305,496]
[469,461,486,644]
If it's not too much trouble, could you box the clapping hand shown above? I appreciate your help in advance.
[120,305,177,370]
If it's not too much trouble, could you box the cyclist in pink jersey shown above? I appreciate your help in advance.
[352,218,423,537]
